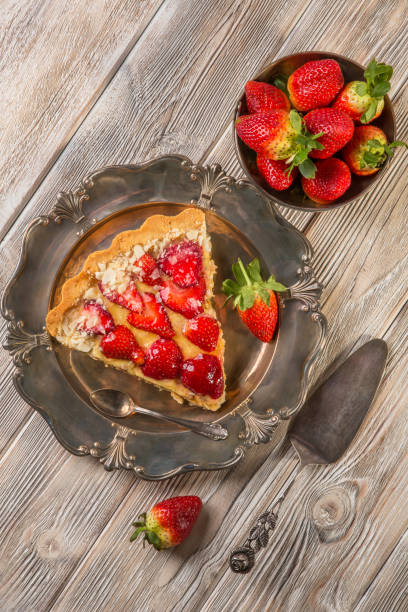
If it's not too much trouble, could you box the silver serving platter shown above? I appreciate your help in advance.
[2,155,326,480]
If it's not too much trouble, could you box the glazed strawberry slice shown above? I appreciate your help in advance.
[142,339,182,380]
[134,253,162,286]
[77,301,115,336]
[183,314,220,352]
[99,280,143,313]
[100,325,145,364]
[160,277,206,319]
[127,292,174,339]
[181,354,224,399]
[158,240,202,288]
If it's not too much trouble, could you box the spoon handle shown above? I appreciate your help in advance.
[229,464,301,573]
[132,405,228,441]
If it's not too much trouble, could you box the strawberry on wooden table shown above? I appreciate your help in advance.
[257,155,298,191]
[77,301,115,336]
[130,496,202,550]
[304,107,354,159]
[222,258,286,343]
[100,325,145,364]
[333,59,392,124]
[127,292,174,339]
[236,109,324,178]
[301,158,351,204]
[287,59,344,111]
[342,125,407,176]
[244,80,290,113]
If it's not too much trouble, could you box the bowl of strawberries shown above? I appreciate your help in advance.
[234,51,406,211]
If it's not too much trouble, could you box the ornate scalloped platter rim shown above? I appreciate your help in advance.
[1,155,326,480]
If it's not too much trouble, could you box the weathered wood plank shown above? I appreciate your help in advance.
[355,529,408,612]
[0,0,164,240]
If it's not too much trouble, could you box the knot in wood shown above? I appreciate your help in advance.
[36,529,65,560]
[310,482,359,543]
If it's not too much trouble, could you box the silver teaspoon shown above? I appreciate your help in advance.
[89,388,228,441]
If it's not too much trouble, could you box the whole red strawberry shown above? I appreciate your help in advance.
[222,258,286,343]
[100,325,145,364]
[301,158,351,204]
[287,59,344,111]
[127,292,174,339]
[77,301,115,335]
[160,277,206,319]
[99,280,144,313]
[158,240,202,288]
[333,59,392,124]
[342,125,407,176]
[181,354,224,399]
[235,109,297,159]
[142,338,182,380]
[245,80,290,113]
[183,314,220,352]
[304,107,354,159]
[236,110,323,178]
[257,155,298,190]
[130,496,202,550]
[134,253,162,286]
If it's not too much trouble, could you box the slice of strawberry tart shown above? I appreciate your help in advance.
[46,209,226,411]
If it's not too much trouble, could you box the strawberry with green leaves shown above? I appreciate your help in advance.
[130,496,202,550]
[333,59,392,124]
[342,125,407,176]
[222,258,286,343]
[235,109,324,178]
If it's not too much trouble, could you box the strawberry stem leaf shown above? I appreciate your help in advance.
[222,258,287,312]
[273,74,289,95]
[298,158,317,178]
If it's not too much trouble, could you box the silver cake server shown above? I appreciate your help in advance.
[229,338,388,573]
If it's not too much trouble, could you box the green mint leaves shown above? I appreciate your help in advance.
[222,258,286,311]
[358,59,393,123]
[286,111,324,178]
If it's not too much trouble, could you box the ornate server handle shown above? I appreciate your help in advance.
[229,466,301,573]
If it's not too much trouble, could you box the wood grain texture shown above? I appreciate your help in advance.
[0,0,407,610]
[0,0,164,240]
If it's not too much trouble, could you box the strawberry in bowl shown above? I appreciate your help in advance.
[233,52,405,211]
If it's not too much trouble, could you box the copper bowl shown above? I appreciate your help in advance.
[233,51,396,212]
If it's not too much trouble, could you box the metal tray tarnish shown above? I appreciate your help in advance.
[2,155,326,480]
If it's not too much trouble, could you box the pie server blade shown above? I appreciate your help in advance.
[230,338,388,573]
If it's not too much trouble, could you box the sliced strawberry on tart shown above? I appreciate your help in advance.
[46,209,226,411]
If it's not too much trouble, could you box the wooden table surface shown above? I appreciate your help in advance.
[1,1,407,610]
